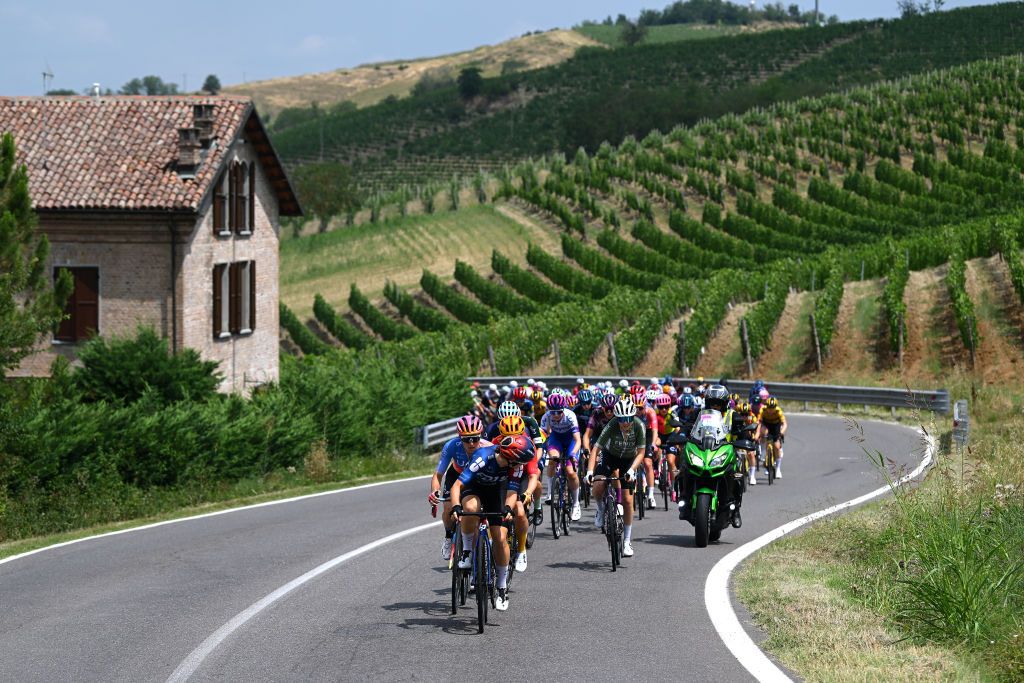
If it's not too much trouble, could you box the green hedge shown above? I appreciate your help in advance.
[314,294,373,349]
[280,303,329,355]
[453,260,537,315]
[420,269,494,324]
[527,243,611,298]
[348,284,416,341]
[382,281,452,332]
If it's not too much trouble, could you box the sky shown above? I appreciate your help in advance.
[0,0,1005,96]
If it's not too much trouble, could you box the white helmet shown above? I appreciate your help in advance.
[498,401,521,419]
[576,377,584,385]
[538,381,547,390]
[613,399,637,418]
[527,378,536,386]
[488,383,498,391]
[649,377,658,385]
[646,389,659,402]
[509,380,519,388]
[618,379,629,388]
[470,390,479,398]
[501,385,509,394]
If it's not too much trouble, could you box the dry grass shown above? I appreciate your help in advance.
[223,30,601,116]
[279,203,560,320]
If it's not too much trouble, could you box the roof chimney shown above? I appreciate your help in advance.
[193,103,215,147]
[91,83,101,100]
[177,127,201,177]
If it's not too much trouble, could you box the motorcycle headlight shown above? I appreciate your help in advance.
[709,451,728,468]
[688,452,704,467]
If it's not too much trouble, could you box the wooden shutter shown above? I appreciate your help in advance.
[249,261,256,330]
[248,163,256,232]
[55,267,75,342]
[75,268,99,340]
[228,163,238,232]
[213,264,225,337]
[233,163,247,234]
[229,262,242,333]
[213,171,225,233]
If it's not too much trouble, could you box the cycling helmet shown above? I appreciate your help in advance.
[645,389,659,402]
[759,387,770,400]
[509,380,518,388]
[488,383,498,391]
[614,399,637,418]
[576,377,585,385]
[737,401,751,414]
[766,396,779,408]
[649,377,658,385]
[497,401,521,419]
[618,379,629,388]
[527,378,536,386]
[567,393,578,409]
[512,386,529,401]
[547,393,568,410]
[577,389,593,404]
[521,399,534,412]
[679,394,696,410]
[532,389,544,402]
[498,415,526,436]
[601,393,619,409]
[470,390,479,398]
[456,414,484,436]
[705,384,730,412]
[498,433,534,463]
[654,393,672,407]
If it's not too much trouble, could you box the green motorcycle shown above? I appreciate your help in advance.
[678,411,756,547]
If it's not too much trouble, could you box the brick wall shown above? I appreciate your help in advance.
[180,140,280,394]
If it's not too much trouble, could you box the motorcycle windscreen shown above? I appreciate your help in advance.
[689,409,728,446]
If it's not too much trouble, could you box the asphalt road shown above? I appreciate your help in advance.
[0,415,925,682]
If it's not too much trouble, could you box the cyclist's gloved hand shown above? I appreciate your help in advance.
[623,468,635,484]
[585,470,594,485]
[451,504,463,519]
[503,505,514,521]
[427,490,440,506]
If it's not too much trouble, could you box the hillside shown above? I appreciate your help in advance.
[271,3,1024,194]
[280,53,1024,395]
[223,30,600,118]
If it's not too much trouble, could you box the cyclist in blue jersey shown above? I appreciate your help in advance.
[430,415,493,559]
[540,392,583,522]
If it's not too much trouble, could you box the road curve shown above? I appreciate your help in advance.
[0,416,924,682]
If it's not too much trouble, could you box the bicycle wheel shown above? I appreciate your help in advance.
[550,479,561,540]
[766,445,775,486]
[560,476,571,536]
[607,507,619,572]
[636,479,645,520]
[661,463,670,511]
[475,533,488,633]
[450,533,462,615]
[582,478,591,509]
[526,508,537,549]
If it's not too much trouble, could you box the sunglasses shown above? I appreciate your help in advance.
[616,416,632,423]
[460,436,481,444]
[549,409,563,415]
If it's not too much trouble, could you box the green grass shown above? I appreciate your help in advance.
[280,203,560,319]
[0,452,435,561]
[738,375,1024,681]
[573,22,746,47]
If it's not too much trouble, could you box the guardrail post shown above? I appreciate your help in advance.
[860,259,865,280]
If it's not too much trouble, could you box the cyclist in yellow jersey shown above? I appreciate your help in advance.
[756,397,787,479]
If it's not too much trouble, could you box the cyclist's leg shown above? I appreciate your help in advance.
[546,443,564,503]
[643,447,656,504]
[505,487,528,556]
[565,439,582,515]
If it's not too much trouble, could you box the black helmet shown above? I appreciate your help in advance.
[705,384,729,412]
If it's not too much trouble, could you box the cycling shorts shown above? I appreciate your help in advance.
[764,423,783,440]
[595,450,632,480]
[546,431,580,467]
[461,481,508,516]
[441,465,459,499]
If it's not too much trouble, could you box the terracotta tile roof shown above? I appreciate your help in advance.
[0,95,299,215]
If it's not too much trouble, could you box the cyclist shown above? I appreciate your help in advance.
[631,386,659,508]
[574,388,595,426]
[652,393,678,499]
[584,399,647,558]
[540,392,583,521]
[734,401,760,485]
[582,393,618,476]
[756,396,787,479]
[450,430,532,612]
[499,424,540,572]
[430,415,490,559]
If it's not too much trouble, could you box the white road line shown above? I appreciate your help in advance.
[704,429,935,682]
[0,474,432,568]
[166,520,442,683]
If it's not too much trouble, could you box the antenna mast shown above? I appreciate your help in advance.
[42,62,54,95]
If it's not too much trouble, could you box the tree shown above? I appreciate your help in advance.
[621,20,648,47]
[119,75,178,96]
[898,0,945,17]
[201,74,221,95]
[457,67,483,101]
[291,162,361,233]
[0,134,72,374]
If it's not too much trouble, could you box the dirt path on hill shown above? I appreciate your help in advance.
[694,302,753,378]
[819,279,885,383]
[634,313,690,377]
[583,337,615,375]
[902,265,960,381]
[964,256,1024,383]
[756,290,814,380]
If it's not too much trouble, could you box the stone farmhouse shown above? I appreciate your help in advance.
[0,95,301,393]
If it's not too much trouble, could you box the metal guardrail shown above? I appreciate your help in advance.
[415,376,951,450]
